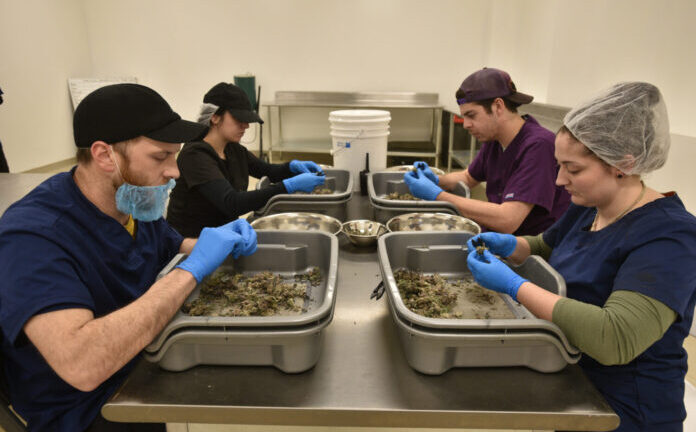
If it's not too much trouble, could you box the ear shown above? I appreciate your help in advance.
[492,98,505,115]
[90,141,118,173]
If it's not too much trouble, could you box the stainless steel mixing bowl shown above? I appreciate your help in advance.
[341,219,388,247]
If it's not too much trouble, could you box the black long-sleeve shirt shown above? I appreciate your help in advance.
[166,140,293,237]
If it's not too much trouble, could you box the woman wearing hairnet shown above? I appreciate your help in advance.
[467,82,696,431]
[166,82,325,237]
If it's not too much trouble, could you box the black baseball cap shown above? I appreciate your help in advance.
[73,83,206,148]
[203,82,264,124]
[456,67,533,106]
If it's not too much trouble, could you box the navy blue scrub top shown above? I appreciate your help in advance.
[544,195,696,431]
[0,169,183,431]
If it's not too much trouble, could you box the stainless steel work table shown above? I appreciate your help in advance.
[102,195,619,431]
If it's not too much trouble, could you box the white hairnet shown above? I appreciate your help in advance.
[197,103,220,127]
[563,82,670,175]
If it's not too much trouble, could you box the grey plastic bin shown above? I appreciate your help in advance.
[377,231,580,374]
[144,312,333,373]
[254,169,353,221]
[144,231,337,371]
[367,171,470,223]
[388,299,579,374]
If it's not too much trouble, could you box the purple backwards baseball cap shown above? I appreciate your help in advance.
[456,67,533,105]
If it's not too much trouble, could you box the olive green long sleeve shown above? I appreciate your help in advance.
[552,290,677,365]
[522,233,552,260]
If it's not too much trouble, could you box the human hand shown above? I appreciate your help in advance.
[413,161,439,184]
[176,220,258,283]
[289,160,323,174]
[282,172,326,193]
[467,232,517,258]
[466,249,527,301]
[225,219,257,256]
[403,169,443,201]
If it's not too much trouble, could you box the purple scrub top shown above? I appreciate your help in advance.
[467,115,570,235]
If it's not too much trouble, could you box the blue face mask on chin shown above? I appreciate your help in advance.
[115,178,176,222]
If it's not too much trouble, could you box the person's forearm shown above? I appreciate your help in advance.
[522,233,552,260]
[180,238,196,254]
[508,236,531,265]
[515,281,561,321]
[437,192,526,233]
[552,291,676,365]
[25,269,196,392]
[439,170,477,190]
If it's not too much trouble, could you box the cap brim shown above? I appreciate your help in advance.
[228,109,264,124]
[507,92,534,105]
[145,119,207,144]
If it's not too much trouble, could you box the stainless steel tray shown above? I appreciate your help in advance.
[250,212,342,235]
[387,298,580,374]
[143,311,333,373]
[370,201,457,224]
[386,212,480,234]
[377,231,578,355]
[146,231,338,353]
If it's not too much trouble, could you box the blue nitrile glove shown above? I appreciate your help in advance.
[176,220,258,283]
[226,219,257,256]
[282,172,326,193]
[403,169,443,201]
[466,249,528,301]
[289,160,323,174]
[467,232,517,258]
[413,161,439,185]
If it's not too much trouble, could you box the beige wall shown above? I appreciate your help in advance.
[1,0,695,208]
[80,0,490,151]
[484,0,696,213]
[0,0,93,172]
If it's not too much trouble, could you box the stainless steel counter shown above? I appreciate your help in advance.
[103,195,619,431]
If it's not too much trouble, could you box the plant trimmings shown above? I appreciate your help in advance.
[294,186,333,195]
[182,267,322,317]
[385,192,419,201]
[394,269,515,319]
[395,269,459,318]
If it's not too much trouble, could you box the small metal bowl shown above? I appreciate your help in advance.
[386,165,446,175]
[341,219,388,247]
[250,212,342,235]
[386,212,481,234]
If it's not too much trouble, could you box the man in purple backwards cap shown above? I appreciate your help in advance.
[404,67,570,235]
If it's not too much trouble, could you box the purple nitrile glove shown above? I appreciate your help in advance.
[289,160,323,174]
[467,232,517,258]
[413,161,439,185]
[466,249,527,301]
[403,169,443,201]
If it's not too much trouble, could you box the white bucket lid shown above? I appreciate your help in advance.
[329,109,391,123]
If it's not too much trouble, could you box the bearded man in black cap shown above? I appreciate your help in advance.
[166,82,327,237]
[0,84,258,431]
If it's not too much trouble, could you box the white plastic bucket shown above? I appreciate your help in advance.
[329,110,391,191]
